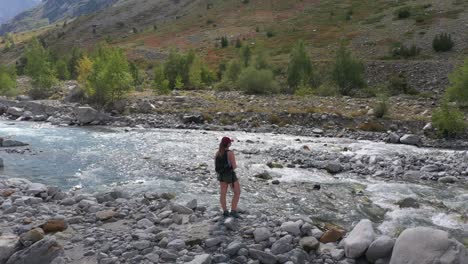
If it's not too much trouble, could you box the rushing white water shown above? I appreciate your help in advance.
[0,121,466,241]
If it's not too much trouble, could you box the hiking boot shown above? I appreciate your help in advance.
[223,210,230,217]
[230,210,242,219]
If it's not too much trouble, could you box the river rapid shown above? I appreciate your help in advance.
[0,121,466,243]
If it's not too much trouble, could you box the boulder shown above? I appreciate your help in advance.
[26,183,47,195]
[390,227,467,264]
[5,238,64,264]
[19,228,45,247]
[16,95,31,101]
[74,107,99,124]
[253,227,271,243]
[271,235,293,255]
[438,176,458,184]
[399,134,421,146]
[387,132,400,144]
[366,236,394,263]
[343,219,375,258]
[299,237,319,252]
[41,216,68,233]
[248,249,277,264]
[396,197,420,209]
[254,172,272,180]
[6,107,24,117]
[325,162,343,174]
[182,114,204,124]
[280,221,302,236]
[167,239,186,251]
[1,140,28,148]
[0,234,19,263]
[96,210,117,221]
[171,203,193,214]
[320,225,346,243]
[64,85,85,103]
[224,241,245,256]
[185,254,211,264]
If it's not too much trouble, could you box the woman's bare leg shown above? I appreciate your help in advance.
[220,182,229,211]
[231,181,241,211]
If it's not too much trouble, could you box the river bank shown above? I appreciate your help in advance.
[0,92,467,150]
[0,177,466,264]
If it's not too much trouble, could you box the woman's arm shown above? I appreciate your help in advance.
[228,151,237,170]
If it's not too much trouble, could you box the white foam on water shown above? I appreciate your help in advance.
[431,213,466,230]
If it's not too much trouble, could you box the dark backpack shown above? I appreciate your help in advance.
[215,151,231,174]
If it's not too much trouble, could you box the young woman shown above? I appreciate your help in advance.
[215,137,241,218]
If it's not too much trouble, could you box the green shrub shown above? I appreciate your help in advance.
[446,59,468,106]
[237,67,279,94]
[235,38,242,48]
[433,33,454,52]
[386,73,418,95]
[396,6,411,19]
[221,36,228,48]
[153,64,170,94]
[240,45,251,67]
[331,46,365,95]
[315,82,339,97]
[391,44,421,59]
[287,40,313,92]
[374,94,389,118]
[69,47,83,79]
[432,101,466,138]
[266,31,275,38]
[294,84,314,97]
[0,65,17,97]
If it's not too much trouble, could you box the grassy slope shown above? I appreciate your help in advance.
[1,0,468,66]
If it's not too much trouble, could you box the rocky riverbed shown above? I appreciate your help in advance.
[0,178,466,264]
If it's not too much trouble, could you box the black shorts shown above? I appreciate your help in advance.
[217,171,238,183]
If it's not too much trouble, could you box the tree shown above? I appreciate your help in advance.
[240,45,251,67]
[85,44,133,106]
[56,59,70,80]
[0,65,17,97]
[331,46,365,95]
[446,59,468,106]
[69,47,83,79]
[153,64,170,94]
[129,62,142,86]
[24,37,57,99]
[254,47,269,70]
[189,56,203,88]
[221,36,229,48]
[287,40,313,90]
[77,56,93,86]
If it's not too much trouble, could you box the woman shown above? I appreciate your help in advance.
[215,137,241,218]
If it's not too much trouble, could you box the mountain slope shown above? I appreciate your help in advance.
[0,0,119,35]
[0,0,40,24]
[36,0,468,63]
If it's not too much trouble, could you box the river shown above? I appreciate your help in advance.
[0,121,466,243]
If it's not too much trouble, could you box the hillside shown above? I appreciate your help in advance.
[34,0,468,61]
[1,0,468,96]
[0,0,118,35]
[0,0,40,24]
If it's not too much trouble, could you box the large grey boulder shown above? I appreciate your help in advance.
[185,254,211,264]
[0,235,19,263]
[74,107,99,124]
[343,219,375,258]
[389,227,467,264]
[253,227,271,243]
[366,235,394,262]
[6,107,24,117]
[26,183,48,195]
[271,235,293,255]
[1,140,28,148]
[399,134,421,146]
[280,221,302,236]
[248,249,277,264]
[6,238,64,264]
[325,162,343,174]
